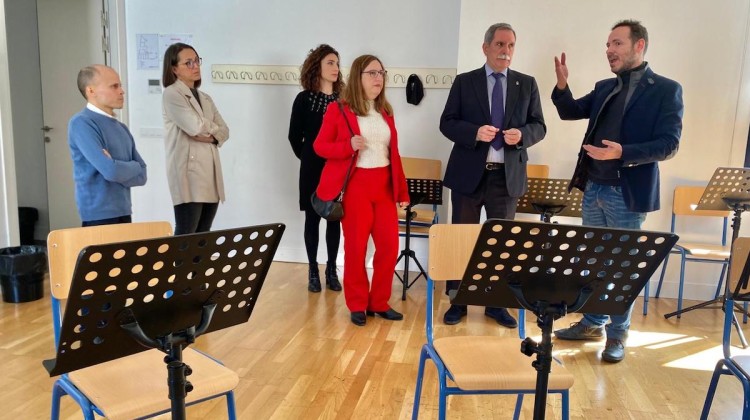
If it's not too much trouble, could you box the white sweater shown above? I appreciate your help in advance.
[356,104,391,168]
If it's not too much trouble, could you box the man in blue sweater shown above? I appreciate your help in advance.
[551,20,683,363]
[68,65,147,226]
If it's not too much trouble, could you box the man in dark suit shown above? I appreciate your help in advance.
[440,23,546,326]
[551,20,683,363]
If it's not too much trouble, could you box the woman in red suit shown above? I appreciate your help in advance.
[314,54,410,326]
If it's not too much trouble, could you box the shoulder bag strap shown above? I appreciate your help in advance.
[337,101,357,201]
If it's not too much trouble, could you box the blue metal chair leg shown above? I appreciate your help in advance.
[676,253,687,317]
[50,381,65,420]
[701,360,729,420]
[714,263,728,299]
[655,253,672,297]
[562,390,570,420]
[438,366,448,420]
[412,346,429,420]
[643,281,650,315]
[226,390,237,420]
[512,394,523,419]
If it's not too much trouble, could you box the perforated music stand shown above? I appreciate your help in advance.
[665,168,750,329]
[395,177,443,300]
[516,178,583,222]
[43,224,285,419]
[452,219,677,420]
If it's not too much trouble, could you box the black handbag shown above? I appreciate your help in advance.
[311,102,356,222]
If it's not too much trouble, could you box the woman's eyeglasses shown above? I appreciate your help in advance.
[361,70,387,78]
[182,57,203,69]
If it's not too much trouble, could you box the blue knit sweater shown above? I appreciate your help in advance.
[68,108,147,222]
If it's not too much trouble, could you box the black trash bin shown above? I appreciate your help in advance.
[18,207,39,245]
[0,245,47,303]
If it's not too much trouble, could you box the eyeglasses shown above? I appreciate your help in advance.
[361,70,387,78]
[182,57,203,69]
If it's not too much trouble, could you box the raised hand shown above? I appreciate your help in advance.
[554,52,569,90]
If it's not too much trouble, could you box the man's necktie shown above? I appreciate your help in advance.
[490,72,505,150]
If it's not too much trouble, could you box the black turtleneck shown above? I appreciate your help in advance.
[586,62,647,185]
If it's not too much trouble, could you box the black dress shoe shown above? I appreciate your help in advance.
[350,311,367,326]
[308,264,321,293]
[485,307,518,328]
[325,263,342,291]
[443,304,468,325]
[366,308,403,320]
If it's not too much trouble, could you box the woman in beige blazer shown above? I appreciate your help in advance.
[162,43,229,235]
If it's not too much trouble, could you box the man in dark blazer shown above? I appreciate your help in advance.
[551,20,683,363]
[440,23,546,326]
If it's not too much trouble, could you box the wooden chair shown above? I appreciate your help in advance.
[412,224,574,420]
[701,237,750,419]
[643,186,730,316]
[47,222,239,420]
[526,163,550,179]
[398,157,442,236]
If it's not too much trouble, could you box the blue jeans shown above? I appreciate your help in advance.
[579,181,646,341]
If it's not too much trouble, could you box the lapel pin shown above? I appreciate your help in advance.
[648,78,654,84]
[515,81,519,86]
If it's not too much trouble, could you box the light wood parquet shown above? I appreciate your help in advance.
[0,262,746,419]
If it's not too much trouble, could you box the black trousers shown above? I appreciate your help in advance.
[174,202,219,235]
[446,168,517,294]
[303,208,341,265]
[82,215,131,227]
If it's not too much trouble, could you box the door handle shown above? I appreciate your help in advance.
[41,125,53,132]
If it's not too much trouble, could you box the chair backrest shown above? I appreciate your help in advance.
[673,186,731,218]
[47,222,173,300]
[671,186,730,245]
[428,224,482,281]
[402,157,441,180]
[526,164,550,179]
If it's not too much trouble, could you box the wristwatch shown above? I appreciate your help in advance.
[212,138,219,145]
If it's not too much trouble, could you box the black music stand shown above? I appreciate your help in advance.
[395,177,442,300]
[664,168,750,336]
[452,219,677,420]
[516,178,583,223]
[43,224,285,419]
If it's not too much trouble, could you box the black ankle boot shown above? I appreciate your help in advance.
[325,263,342,291]
[308,264,321,293]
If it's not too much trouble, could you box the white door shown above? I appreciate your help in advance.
[37,0,105,229]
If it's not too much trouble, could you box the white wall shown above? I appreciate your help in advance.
[5,0,48,241]
[124,0,460,267]
[459,0,750,299]
[0,0,19,248]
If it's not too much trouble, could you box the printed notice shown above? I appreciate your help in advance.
[136,34,159,70]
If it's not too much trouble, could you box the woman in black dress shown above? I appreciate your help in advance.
[288,44,344,293]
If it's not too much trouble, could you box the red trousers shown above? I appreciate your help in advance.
[341,166,399,312]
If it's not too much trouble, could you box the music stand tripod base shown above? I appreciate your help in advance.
[453,219,677,420]
[396,177,442,300]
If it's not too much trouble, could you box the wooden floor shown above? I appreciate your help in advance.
[1,261,747,419]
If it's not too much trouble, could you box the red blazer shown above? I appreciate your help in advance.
[314,102,409,203]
